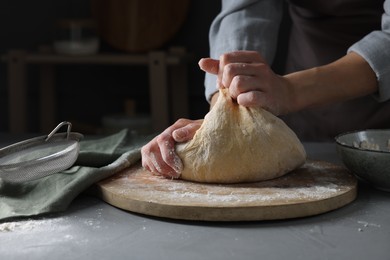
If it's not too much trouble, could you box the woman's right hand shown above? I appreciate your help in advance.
[141,118,203,178]
[199,51,295,116]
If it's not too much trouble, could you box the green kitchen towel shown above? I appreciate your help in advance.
[0,130,152,222]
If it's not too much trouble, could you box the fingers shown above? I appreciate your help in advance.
[219,52,268,94]
[141,119,203,179]
[199,51,267,90]
[236,91,263,107]
[142,140,178,178]
[219,51,266,66]
[236,90,281,115]
[199,58,219,75]
[172,119,203,142]
[199,51,286,114]
[224,63,269,96]
[141,134,182,179]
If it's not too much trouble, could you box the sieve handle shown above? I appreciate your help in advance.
[45,121,72,141]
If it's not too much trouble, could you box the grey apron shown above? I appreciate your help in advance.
[281,0,390,141]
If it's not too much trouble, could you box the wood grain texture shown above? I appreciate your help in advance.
[95,160,357,221]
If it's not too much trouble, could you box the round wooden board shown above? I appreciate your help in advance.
[95,160,357,221]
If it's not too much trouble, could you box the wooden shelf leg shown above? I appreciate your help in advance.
[39,64,56,133]
[169,48,189,120]
[8,50,27,133]
[148,51,169,132]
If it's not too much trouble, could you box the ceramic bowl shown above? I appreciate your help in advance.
[335,129,390,192]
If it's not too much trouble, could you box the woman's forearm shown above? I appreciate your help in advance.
[285,51,378,112]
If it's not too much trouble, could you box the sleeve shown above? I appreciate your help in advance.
[204,0,284,102]
[348,0,390,102]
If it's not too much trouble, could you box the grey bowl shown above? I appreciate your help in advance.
[335,129,390,192]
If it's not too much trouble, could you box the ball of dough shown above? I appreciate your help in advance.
[175,89,306,183]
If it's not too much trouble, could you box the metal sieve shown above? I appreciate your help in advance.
[0,121,83,183]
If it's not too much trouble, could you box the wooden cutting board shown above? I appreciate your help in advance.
[94,160,357,221]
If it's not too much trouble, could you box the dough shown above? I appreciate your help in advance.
[175,88,306,183]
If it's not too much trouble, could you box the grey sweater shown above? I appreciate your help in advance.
[205,0,390,141]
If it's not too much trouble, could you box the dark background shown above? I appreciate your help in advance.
[0,0,289,134]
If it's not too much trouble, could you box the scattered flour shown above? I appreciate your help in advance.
[106,160,354,207]
[0,208,106,233]
[0,218,64,233]
[356,220,382,232]
[357,220,381,228]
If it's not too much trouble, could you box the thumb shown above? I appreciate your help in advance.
[198,58,219,75]
[172,120,203,142]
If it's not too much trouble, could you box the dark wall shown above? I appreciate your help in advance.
[0,0,221,133]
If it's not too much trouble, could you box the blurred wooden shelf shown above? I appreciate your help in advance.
[1,52,189,65]
[1,48,192,133]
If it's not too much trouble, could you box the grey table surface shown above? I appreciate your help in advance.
[0,138,389,260]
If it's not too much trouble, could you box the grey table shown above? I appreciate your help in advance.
[0,141,389,260]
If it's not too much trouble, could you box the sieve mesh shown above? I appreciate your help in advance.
[0,122,83,183]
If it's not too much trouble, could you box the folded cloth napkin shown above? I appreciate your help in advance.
[0,130,152,222]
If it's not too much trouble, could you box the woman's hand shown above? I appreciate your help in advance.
[199,50,295,115]
[141,118,203,178]
[200,50,379,115]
